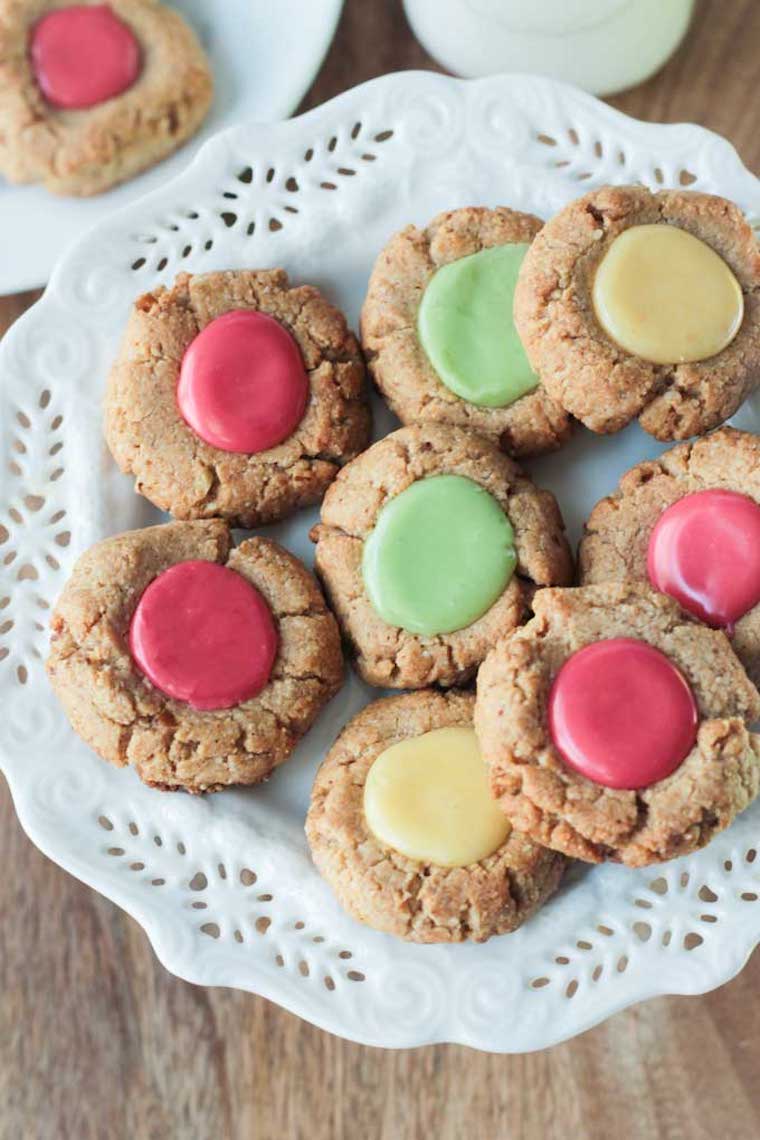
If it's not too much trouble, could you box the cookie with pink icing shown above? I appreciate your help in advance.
[475,583,760,867]
[0,0,213,196]
[580,428,760,688]
[105,269,371,529]
[46,519,343,792]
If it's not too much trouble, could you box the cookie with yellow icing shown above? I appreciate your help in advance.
[513,185,760,440]
[305,689,566,943]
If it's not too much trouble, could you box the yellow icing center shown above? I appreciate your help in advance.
[363,726,510,867]
[592,223,744,365]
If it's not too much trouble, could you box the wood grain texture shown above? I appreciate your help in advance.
[4,2,760,1137]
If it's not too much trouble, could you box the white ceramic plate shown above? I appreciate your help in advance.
[3,72,760,1053]
[0,0,344,293]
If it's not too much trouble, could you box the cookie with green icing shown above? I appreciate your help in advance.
[310,422,574,689]
[361,206,571,457]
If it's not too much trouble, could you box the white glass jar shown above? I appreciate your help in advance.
[403,0,695,97]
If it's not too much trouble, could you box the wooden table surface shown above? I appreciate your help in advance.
[4,2,760,1137]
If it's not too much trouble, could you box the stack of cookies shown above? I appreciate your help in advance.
[46,182,760,945]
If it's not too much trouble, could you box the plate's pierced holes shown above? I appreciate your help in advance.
[17,665,28,684]
[324,976,336,991]
[536,133,557,147]
[221,212,237,228]
[616,956,629,974]
[679,168,697,186]
[724,859,733,872]
[327,136,337,152]
[592,965,603,982]
[200,923,220,939]
[240,868,256,886]
[107,847,124,857]
[39,389,51,409]
[189,871,207,891]
[151,878,165,887]
[98,815,113,831]
[700,913,718,923]
[679,872,690,889]
[653,167,665,185]
[131,258,146,271]
[237,166,253,184]
[298,960,310,977]
[176,841,186,855]
[649,876,668,896]
[632,921,652,943]
[530,976,550,989]
[268,218,282,232]
[217,863,227,880]
[304,147,314,163]
[286,176,299,192]
[275,954,285,967]
[374,129,394,143]
[565,979,579,998]
[741,892,758,902]
[567,127,580,146]
[347,971,365,983]
[683,932,703,951]
[661,930,672,947]
[593,140,603,158]
[128,821,139,836]
[351,121,362,139]
[746,848,757,864]
[597,924,614,936]
[234,930,243,944]
[576,939,592,951]
[294,921,305,930]
[255,917,271,935]
[266,167,275,183]
[338,949,352,960]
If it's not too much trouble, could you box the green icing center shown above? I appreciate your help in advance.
[417,243,538,408]
[361,474,517,636]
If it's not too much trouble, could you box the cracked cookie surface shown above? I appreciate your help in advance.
[104,269,371,527]
[579,428,760,688]
[361,206,571,457]
[0,0,213,196]
[513,185,760,440]
[305,689,566,943]
[46,519,343,792]
[310,422,574,689]
[475,583,760,867]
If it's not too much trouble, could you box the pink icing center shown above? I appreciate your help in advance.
[647,489,760,632]
[30,5,141,111]
[129,560,278,711]
[177,310,309,454]
[548,638,698,790]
